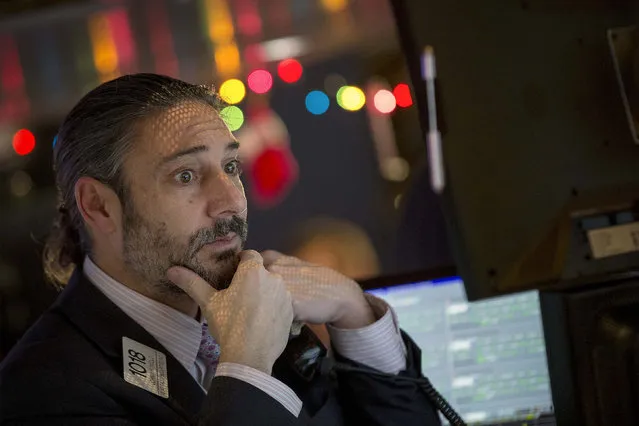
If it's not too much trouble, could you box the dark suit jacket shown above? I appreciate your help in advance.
[0,269,442,426]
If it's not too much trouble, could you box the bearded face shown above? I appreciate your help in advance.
[122,199,248,293]
[118,101,249,296]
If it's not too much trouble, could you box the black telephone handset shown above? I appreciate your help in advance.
[281,324,328,382]
[279,325,467,426]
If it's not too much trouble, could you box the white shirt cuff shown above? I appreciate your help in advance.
[214,362,302,417]
[327,294,407,374]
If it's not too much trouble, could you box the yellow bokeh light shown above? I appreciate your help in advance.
[204,0,240,78]
[321,0,348,13]
[215,42,241,77]
[219,79,246,104]
[337,86,366,111]
[206,0,235,43]
[88,13,119,79]
[209,15,234,44]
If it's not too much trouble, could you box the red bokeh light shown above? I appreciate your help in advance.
[238,12,262,36]
[250,147,298,207]
[243,44,265,67]
[277,59,303,83]
[12,129,35,156]
[247,69,273,94]
[393,83,413,108]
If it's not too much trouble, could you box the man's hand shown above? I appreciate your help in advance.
[167,250,294,375]
[261,251,376,329]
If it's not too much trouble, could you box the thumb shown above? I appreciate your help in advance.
[166,266,216,308]
[261,250,303,268]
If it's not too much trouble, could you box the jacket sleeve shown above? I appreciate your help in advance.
[2,419,139,425]
[1,375,305,426]
[198,376,304,426]
[332,330,443,426]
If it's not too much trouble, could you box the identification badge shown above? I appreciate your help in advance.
[122,337,169,398]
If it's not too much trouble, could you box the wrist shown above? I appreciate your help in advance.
[331,295,376,329]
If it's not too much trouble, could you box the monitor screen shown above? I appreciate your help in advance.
[367,277,553,425]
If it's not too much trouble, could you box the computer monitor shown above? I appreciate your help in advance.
[390,0,639,301]
[362,273,555,425]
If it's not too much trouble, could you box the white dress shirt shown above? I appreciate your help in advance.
[83,256,406,417]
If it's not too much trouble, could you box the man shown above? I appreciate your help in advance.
[0,74,443,425]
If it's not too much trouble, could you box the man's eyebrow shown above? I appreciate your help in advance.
[159,145,208,166]
[158,141,239,167]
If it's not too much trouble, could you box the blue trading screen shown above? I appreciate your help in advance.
[368,277,553,425]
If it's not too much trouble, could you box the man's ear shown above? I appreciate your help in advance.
[74,177,123,237]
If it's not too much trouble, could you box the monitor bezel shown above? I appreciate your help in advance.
[358,265,457,291]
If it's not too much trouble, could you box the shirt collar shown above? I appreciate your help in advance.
[83,256,202,373]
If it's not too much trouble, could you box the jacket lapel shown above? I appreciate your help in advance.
[53,269,205,424]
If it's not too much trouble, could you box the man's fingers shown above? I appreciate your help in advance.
[239,249,265,265]
[166,266,215,308]
[261,250,304,268]
[261,250,284,266]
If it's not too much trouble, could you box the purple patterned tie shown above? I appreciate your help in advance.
[198,323,221,373]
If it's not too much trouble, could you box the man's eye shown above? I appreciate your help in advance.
[224,160,243,176]
[175,170,195,184]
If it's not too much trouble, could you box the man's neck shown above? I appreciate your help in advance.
[88,253,199,318]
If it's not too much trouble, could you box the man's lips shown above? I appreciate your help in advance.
[213,233,237,243]
[200,233,239,251]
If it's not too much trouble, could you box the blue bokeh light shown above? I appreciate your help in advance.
[305,90,329,115]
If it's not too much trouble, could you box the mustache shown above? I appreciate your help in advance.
[187,215,248,257]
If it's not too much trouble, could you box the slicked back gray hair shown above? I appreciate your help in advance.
[43,73,226,288]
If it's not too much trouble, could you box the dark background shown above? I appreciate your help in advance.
[0,0,452,358]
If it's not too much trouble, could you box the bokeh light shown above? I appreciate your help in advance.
[305,91,330,115]
[219,79,246,104]
[243,44,265,66]
[321,0,348,13]
[277,59,303,83]
[336,86,366,111]
[252,147,296,200]
[88,13,119,80]
[373,89,397,114]
[10,170,32,197]
[247,69,273,94]
[394,194,403,209]
[215,43,241,78]
[324,73,346,96]
[237,9,262,36]
[393,83,413,108]
[220,106,245,131]
[12,129,35,156]
[381,156,410,182]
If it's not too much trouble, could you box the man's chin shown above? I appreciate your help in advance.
[216,248,240,263]
[213,250,240,290]
[190,249,240,290]
[196,248,240,268]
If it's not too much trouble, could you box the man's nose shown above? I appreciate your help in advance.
[205,172,247,218]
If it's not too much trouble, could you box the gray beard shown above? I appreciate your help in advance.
[121,202,247,294]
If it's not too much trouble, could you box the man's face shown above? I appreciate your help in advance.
[119,101,248,294]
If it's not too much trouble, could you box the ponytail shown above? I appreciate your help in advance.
[42,205,84,289]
